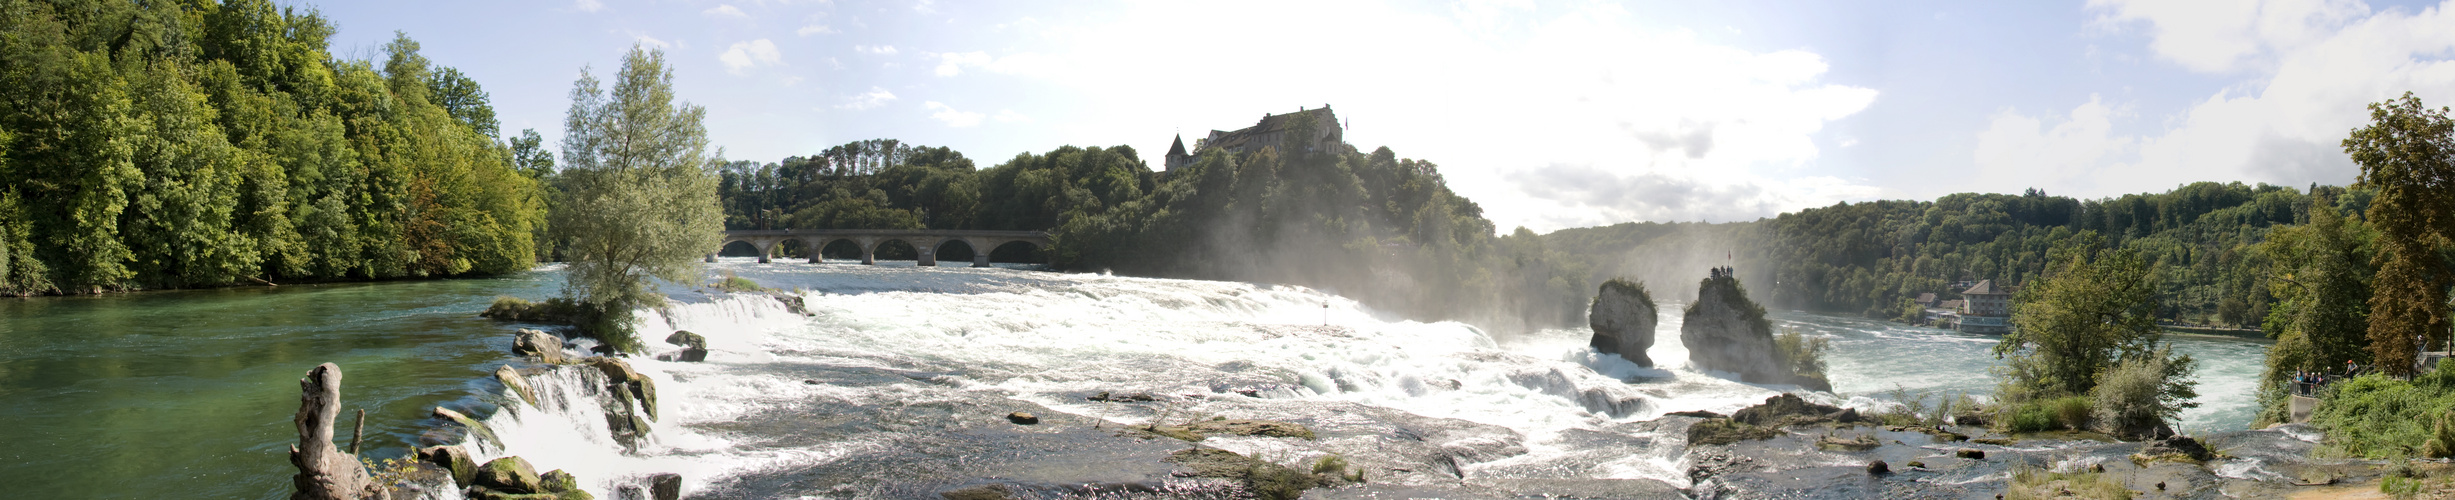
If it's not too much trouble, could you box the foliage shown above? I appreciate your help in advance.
[2344,92,2455,379]
[2255,195,2376,424]
[1595,277,1654,311]
[710,271,763,292]
[2090,346,2200,439]
[0,0,544,295]
[1997,235,2178,397]
[2313,360,2455,458]
[552,45,723,353]
[1774,328,1830,388]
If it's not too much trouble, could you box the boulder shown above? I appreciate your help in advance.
[287,363,386,500]
[940,484,1017,500]
[1955,448,1985,459]
[418,445,479,487]
[649,473,682,500]
[496,365,538,407]
[513,329,569,364]
[1587,278,1659,367]
[1005,412,1039,425]
[2135,435,2215,463]
[1678,271,1787,384]
[1731,394,1864,427]
[539,469,578,493]
[1866,460,1890,475]
[433,407,502,451]
[659,331,708,362]
[475,456,542,493]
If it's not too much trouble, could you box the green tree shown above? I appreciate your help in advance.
[552,45,723,352]
[2257,197,2374,420]
[1997,234,2191,399]
[2345,92,2455,378]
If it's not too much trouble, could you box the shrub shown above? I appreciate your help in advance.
[2090,346,2199,440]
[710,271,764,292]
[2315,360,2455,458]
[2052,396,2093,431]
[1775,328,1831,387]
[2006,464,2133,500]
[2011,404,2057,433]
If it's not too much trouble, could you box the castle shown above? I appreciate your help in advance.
[1164,105,1344,171]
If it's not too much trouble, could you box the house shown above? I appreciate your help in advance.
[1957,280,2014,334]
[1916,292,1938,307]
[1164,105,1344,172]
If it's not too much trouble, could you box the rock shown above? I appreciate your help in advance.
[1952,413,1991,427]
[1678,270,1789,384]
[940,484,1016,500]
[1184,419,1314,439]
[1731,393,1863,427]
[433,407,502,451]
[1905,460,1925,469]
[586,357,659,422]
[1005,412,1039,425]
[660,331,707,362]
[772,293,810,316]
[1866,460,1890,475]
[1956,448,1985,459]
[1666,410,1724,419]
[496,365,538,407]
[1818,433,1881,451]
[1587,278,1660,367]
[513,329,569,364]
[418,445,479,487]
[1687,418,1782,445]
[1088,391,1157,402]
[286,363,385,500]
[476,457,543,493]
[649,473,682,500]
[1163,448,1322,498]
[539,470,578,493]
[2135,435,2215,463]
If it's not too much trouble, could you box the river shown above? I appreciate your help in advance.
[0,261,2269,498]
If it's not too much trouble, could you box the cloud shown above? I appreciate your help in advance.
[855,45,898,55]
[837,87,896,110]
[934,52,991,76]
[994,109,1030,123]
[719,39,783,75]
[2009,0,2455,197]
[926,101,984,127]
[796,24,836,36]
[1972,95,2134,194]
[703,4,747,18]
[632,35,671,50]
[575,0,602,12]
[1508,164,1877,226]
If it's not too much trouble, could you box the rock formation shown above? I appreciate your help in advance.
[1680,268,1788,384]
[513,329,569,364]
[660,331,707,362]
[288,363,386,500]
[587,356,660,449]
[1587,278,1658,367]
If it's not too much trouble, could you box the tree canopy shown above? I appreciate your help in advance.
[553,45,723,352]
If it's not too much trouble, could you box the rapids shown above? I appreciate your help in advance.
[465,260,2269,498]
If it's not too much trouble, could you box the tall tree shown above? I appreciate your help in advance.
[1996,234,2187,397]
[2345,92,2455,377]
[552,45,723,352]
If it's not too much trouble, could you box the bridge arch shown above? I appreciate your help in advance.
[717,229,1053,267]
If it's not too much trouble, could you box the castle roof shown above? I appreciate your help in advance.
[1167,134,1188,157]
[1202,106,1338,154]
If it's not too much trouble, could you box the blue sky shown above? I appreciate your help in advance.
[314,0,2455,232]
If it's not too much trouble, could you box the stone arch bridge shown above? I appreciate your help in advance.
[712,229,1053,267]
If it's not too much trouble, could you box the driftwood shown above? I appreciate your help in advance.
[288,363,386,500]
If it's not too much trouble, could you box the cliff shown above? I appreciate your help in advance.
[1588,278,1659,367]
[1681,269,1826,390]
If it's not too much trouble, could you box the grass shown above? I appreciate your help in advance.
[2313,360,2455,458]
[709,271,765,292]
[2005,464,2133,500]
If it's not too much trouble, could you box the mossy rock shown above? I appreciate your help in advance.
[1688,418,1782,446]
[418,445,479,486]
[476,456,543,493]
[433,407,502,451]
[1162,448,1326,500]
[1140,419,1315,442]
[540,469,579,493]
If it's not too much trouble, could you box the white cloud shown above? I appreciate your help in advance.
[719,39,783,75]
[796,24,836,36]
[1972,96,2135,194]
[994,109,1030,123]
[632,35,671,50]
[838,87,896,110]
[855,45,898,55]
[934,52,991,76]
[926,101,984,127]
[932,2,1880,229]
[2017,0,2455,197]
[703,4,748,18]
[575,0,602,12]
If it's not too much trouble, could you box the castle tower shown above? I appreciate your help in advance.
[1164,133,1192,171]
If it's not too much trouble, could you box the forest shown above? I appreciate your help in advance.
[0,0,547,295]
[1545,182,2375,328]
[718,136,1594,331]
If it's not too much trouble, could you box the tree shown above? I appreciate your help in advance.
[2345,92,2455,377]
[2254,196,2376,425]
[1997,234,2192,397]
[552,45,723,352]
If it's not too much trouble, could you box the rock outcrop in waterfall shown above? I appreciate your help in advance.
[1587,278,1658,367]
[1680,267,1829,390]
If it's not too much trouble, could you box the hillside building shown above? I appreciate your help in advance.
[1956,280,2015,334]
[1163,105,1344,172]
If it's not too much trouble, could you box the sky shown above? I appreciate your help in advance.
[313,0,2455,233]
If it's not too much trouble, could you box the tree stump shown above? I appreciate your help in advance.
[288,363,386,500]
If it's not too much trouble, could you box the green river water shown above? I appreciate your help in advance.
[0,272,560,500]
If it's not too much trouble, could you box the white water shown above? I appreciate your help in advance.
[458,260,2265,497]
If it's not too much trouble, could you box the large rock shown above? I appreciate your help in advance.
[1588,278,1659,367]
[418,445,478,487]
[659,331,707,362]
[513,329,569,364]
[1679,269,1788,384]
[287,363,387,500]
[496,365,538,407]
[475,457,543,493]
